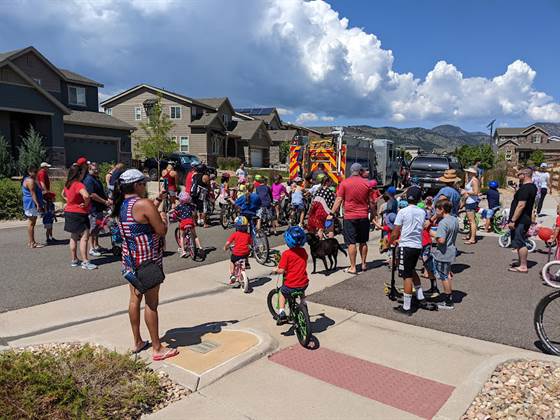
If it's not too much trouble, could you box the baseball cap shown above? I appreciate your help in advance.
[406,186,422,202]
[119,169,148,185]
[40,162,51,168]
[350,162,363,173]
[76,157,88,166]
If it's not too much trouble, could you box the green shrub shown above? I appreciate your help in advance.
[279,141,290,164]
[217,157,241,170]
[0,135,14,178]
[17,125,47,175]
[0,344,167,419]
[98,162,115,186]
[51,178,66,202]
[0,178,23,220]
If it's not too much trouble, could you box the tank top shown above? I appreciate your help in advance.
[162,171,177,191]
[118,196,164,273]
[22,176,43,211]
[465,178,479,204]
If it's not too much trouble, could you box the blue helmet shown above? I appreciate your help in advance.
[488,180,499,189]
[410,176,420,186]
[398,199,409,209]
[284,226,307,248]
[387,186,397,195]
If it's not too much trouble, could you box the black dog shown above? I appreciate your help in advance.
[306,233,347,273]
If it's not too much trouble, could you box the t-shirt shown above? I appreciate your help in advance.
[227,231,252,256]
[256,185,272,208]
[236,168,247,181]
[486,189,500,209]
[271,183,286,201]
[37,168,50,191]
[435,186,461,216]
[235,193,261,217]
[83,174,107,213]
[172,203,195,221]
[309,184,321,196]
[278,247,309,289]
[556,216,560,241]
[394,205,425,249]
[291,186,304,206]
[64,181,89,214]
[337,176,370,220]
[432,215,459,263]
[509,182,537,226]
[383,198,398,215]
[185,171,194,194]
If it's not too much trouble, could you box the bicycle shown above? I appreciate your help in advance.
[498,227,537,253]
[230,254,250,293]
[219,202,237,230]
[267,275,312,347]
[174,225,205,261]
[534,289,560,355]
[249,217,270,265]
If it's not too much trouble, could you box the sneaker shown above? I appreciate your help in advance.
[393,305,412,316]
[438,300,455,310]
[81,261,98,270]
[276,311,288,325]
[424,287,440,299]
[228,275,237,285]
[89,249,101,257]
[70,259,80,267]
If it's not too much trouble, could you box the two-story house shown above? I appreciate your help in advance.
[494,124,560,165]
[0,46,134,167]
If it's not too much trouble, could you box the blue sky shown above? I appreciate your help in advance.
[1,0,559,132]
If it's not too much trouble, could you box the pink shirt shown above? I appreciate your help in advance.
[337,176,370,219]
[271,183,286,201]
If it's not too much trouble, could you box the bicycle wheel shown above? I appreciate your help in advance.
[174,227,181,247]
[527,239,537,253]
[294,301,312,348]
[498,232,511,248]
[220,207,229,229]
[253,230,270,265]
[492,213,506,235]
[241,270,250,293]
[266,288,280,318]
[542,261,560,288]
[534,290,560,355]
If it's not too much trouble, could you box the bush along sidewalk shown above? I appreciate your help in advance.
[0,178,23,220]
[0,343,188,419]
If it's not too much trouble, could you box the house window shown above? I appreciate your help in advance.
[533,134,542,144]
[105,108,112,116]
[505,149,513,161]
[134,107,142,121]
[211,137,220,154]
[170,106,181,120]
[68,85,86,106]
[180,136,189,152]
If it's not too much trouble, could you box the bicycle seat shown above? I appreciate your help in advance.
[290,291,305,298]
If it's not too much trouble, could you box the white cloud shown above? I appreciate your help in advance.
[2,0,558,125]
[321,116,335,122]
[276,107,293,116]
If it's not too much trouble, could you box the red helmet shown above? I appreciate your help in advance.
[368,179,378,188]
[538,226,554,242]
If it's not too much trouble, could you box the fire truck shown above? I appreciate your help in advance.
[288,127,378,185]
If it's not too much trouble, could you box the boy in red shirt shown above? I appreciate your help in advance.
[224,216,252,286]
[271,226,308,324]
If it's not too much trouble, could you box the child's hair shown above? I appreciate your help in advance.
[245,182,254,206]
[556,203,560,214]
[236,225,248,232]
[436,199,452,214]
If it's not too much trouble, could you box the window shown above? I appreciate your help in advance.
[68,86,86,106]
[170,106,181,120]
[211,137,220,154]
[180,136,189,152]
[505,149,513,161]
[134,107,142,121]
[533,134,542,144]
[105,108,112,116]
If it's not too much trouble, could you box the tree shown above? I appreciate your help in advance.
[134,95,176,179]
[0,136,14,178]
[530,150,545,166]
[404,151,413,162]
[454,144,494,170]
[279,140,290,164]
[17,125,46,174]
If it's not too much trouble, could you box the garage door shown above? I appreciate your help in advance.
[250,149,263,168]
[65,137,118,167]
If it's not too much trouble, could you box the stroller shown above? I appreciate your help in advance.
[101,214,122,257]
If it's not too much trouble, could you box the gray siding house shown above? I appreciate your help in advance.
[0,46,134,167]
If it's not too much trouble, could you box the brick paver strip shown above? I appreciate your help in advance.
[269,346,455,419]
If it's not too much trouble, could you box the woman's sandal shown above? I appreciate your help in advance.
[132,340,150,354]
[152,347,179,361]
[508,267,528,274]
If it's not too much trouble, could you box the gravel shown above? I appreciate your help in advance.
[462,359,560,419]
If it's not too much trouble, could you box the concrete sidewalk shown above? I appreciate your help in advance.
[2,205,558,419]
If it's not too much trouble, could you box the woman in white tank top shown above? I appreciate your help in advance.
[462,167,480,244]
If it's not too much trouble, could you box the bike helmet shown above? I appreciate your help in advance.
[178,191,191,203]
[195,163,207,173]
[398,199,409,209]
[410,176,420,186]
[238,183,247,192]
[488,180,499,189]
[284,226,307,248]
[387,186,397,195]
[417,201,426,209]
[222,172,231,179]
[316,173,326,183]
[254,174,263,181]
[368,179,378,188]
[234,216,249,227]
[538,226,554,242]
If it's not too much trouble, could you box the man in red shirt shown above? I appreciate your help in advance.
[330,162,371,274]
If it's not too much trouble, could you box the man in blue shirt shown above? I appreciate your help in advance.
[435,169,462,216]
[83,162,111,256]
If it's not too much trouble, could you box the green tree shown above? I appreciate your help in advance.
[0,136,14,178]
[530,150,545,166]
[17,125,46,174]
[454,144,494,170]
[404,151,413,162]
[134,95,176,178]
[279,140,290,164]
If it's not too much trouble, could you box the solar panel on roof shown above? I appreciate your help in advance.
[235,107,275,116]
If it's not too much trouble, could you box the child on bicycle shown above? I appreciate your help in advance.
[170,192,202,258]
[271,226,308,325]
[224,216,252,286]
[482,180,501,232]
[290,177,306,226]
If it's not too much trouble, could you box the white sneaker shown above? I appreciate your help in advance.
[70,259,80,267]
[81,261,98,270]
[89,249,101,257]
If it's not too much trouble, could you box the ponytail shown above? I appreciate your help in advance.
[111,180,135,219]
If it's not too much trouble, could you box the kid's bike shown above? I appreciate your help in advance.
[498,229,537,253]
[219,202,237,230]
[231,255,250,293]
[249,218,270,265]
[534,289,560,355]
[267,276,312,347]
[174,226,205,261]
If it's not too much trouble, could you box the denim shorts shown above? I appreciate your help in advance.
[432,259,452,281]
[465,202,478,212]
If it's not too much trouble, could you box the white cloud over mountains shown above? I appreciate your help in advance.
[2,0,559,125]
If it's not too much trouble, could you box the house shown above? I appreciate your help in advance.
[0,46,134,167]
[229,120,272,167]
[494,125,556,165]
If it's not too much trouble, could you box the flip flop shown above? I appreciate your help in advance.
[343,268,359,275]
[132,340,150,354]
[152,347,179,361]
[508,267,528,274]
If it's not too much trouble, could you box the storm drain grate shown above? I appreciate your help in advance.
[188,340,219,354]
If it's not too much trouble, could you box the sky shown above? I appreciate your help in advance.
[1,0,558,132]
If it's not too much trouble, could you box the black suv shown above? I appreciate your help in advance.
[408,154,463,193]
[143,152,217,181]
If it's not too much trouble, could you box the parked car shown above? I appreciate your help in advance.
[143,152,217,181]
[408,154,463,193]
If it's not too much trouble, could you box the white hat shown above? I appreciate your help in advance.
[119,169,147,184]
[40,162,51,168]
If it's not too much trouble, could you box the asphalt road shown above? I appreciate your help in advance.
[0,215,286,313]
[309,235,554,352]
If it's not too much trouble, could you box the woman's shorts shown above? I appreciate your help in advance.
[64,212,90,234]
[24,208,38,218]
[465,202,478,212]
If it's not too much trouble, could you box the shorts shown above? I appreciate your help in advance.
[194,199,205,213]
[421,244,433,267]
[179,218,195,231]
[89,211,105,234]
[343,218,370,245]
[511,223,529,249]
[465,202,478,212]
[24,208,39,218]
[42,211,54,228]
[292,203,304,211]
[257,207,273,220]
[481,208,495,219]
[432,259,452,281]
[168,189,177,197]
[231,254,249,264]
[64,212,90,235]
[280,284,308,297]
[397,246,422,278]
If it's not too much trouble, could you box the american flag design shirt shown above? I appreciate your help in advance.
[118,197,164,273]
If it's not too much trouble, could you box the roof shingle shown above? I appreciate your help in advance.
[230,120,263,140]
[59,69,103,87]
[268,129,297,143]
[64,110,134,130]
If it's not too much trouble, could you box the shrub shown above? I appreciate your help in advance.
[279,141,290,164]
[17,125,47,175]
[217,157,241,170]
[0,135,14,178]
[98,162,115,186]
[51,178,66,202]
[0,178,23,220]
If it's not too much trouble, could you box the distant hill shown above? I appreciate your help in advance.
[313,125,492,152]
[535,122,560,137]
